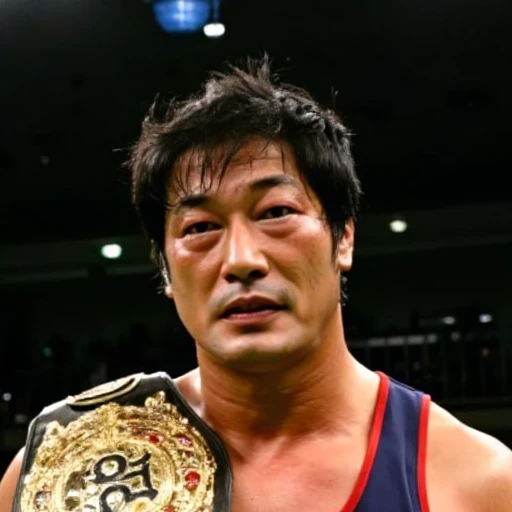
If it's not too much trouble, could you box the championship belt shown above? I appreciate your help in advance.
[13,372,232,512]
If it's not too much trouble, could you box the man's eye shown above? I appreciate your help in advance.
[184,222,218,235]
[261,206,295,219]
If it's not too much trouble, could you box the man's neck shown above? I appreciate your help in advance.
[186,331,379,463]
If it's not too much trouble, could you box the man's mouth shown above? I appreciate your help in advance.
[220,296,286,319]
[222,303,285,319]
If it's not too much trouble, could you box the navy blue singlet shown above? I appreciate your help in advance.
[339,373,430,512]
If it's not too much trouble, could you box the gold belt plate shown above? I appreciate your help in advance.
[20,392,217,512]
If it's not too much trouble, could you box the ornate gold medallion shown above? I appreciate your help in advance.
[21,392,216,511]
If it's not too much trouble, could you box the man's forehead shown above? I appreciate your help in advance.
[226,140,287,166]
[170,140,296,195]
[182,140,287,170]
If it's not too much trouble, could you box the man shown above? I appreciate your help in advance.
[1,58,512,511]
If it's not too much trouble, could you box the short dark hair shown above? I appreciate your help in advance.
[129,56,362,262]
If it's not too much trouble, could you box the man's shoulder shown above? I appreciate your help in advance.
[0,447,25,510]
[428,401,512,512]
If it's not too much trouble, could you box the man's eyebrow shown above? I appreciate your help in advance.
[248,174,300,192]
[172,194,211,216]
[172,174,300,216]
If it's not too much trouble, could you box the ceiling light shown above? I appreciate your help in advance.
[203,22,225,37]
[203,0,224,37]
[389,218,407,233]
[152,0,209,33]
[441,315,456,325]
[101,243,122,259]
[479,313,492,324]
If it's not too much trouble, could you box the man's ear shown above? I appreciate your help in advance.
[336,219,355,272]
[164,277,173,299]
[159,251,173,299]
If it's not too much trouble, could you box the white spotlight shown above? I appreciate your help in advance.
[390,219,407,233]
[441,316,456,326]
[479,313,493,324]
[203,22,225,37]
[2,392,12,402]
[101,243,122,259]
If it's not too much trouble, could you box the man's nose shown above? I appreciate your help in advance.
[220,220,269,284]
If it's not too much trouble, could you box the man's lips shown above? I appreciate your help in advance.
[220,295,285,318]
[223,308,283,321]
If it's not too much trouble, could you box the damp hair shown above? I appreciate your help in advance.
[128,55,362,299]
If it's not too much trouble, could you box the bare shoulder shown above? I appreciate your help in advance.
[0,447,25,511]
[428,401,512,512]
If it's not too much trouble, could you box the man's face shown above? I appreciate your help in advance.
[164,140,354,372]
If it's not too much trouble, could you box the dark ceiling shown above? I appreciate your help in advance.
[1,0,511,245]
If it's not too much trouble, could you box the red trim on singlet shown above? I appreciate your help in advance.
[339,372,389,512]
[417,394,431,512]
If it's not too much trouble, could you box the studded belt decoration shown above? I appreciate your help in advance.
[13,372,232,512]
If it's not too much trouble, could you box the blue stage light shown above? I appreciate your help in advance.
[152,0,210,33]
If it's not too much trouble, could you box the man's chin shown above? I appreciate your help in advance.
[205,334,307,373]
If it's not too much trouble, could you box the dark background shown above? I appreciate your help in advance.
[1,0,512,473]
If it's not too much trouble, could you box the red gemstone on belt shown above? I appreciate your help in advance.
[185,470,201,490]
[147,433,160,444]
[163,506,175,512]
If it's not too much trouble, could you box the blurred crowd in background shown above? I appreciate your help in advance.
[1,303,506,432]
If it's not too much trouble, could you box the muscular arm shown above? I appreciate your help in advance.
[483,447,512,512]
[0,448,24,512]
[428,403,512,512]
[457,425,512,512]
